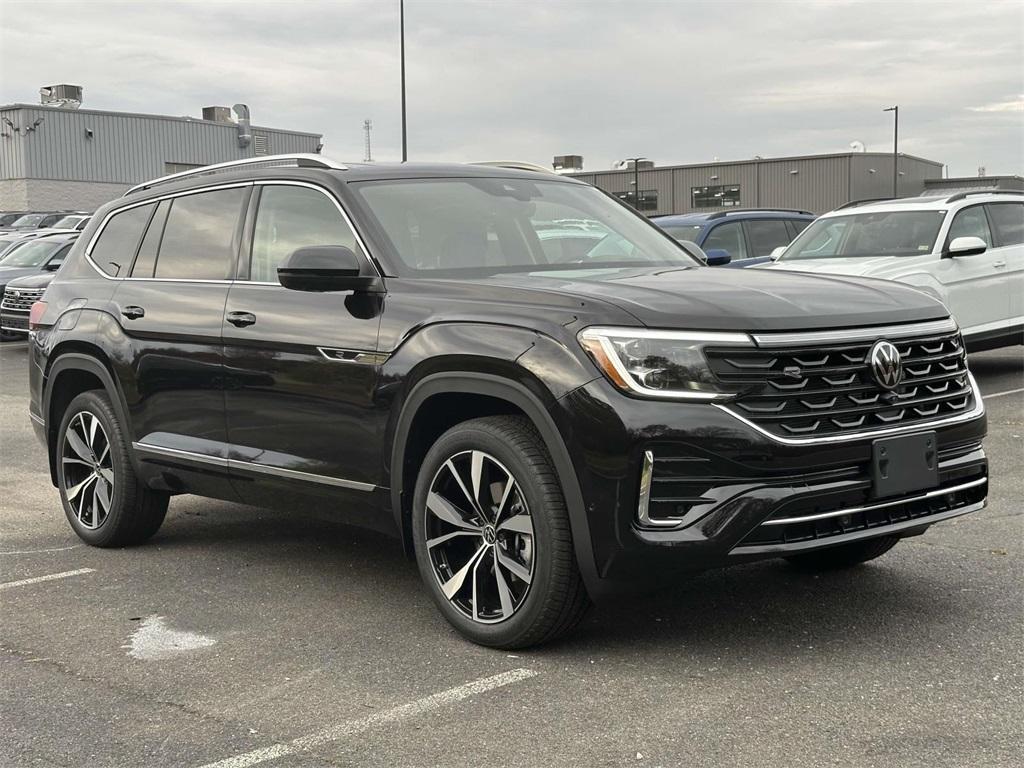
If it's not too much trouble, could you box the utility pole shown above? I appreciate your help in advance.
[623,157,647,211]
[400,0,407,162]
[883,105,898,197]
[363,119,373,162]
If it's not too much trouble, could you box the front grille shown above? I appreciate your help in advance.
[1,287,44,312]
[706,329,974,439]
[0,312,29,331]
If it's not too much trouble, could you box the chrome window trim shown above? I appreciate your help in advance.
[763,476,986,526]
[715,371,985,446]
[751,318,958,347]
[132,442,376,492]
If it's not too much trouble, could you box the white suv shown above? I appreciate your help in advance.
[759,191,1023,351]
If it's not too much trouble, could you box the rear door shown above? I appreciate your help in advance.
[109,184,249,472]
[222,181,384,510]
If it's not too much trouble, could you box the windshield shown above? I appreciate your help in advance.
[658,224,705,243]
[10,214,46,228]
[0,214,25,227]
[780,211,944,260]
[353,178,698,276]
[54,215,84,229]
[0,239,66,267]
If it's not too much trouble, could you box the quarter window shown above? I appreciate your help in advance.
[986,203,1024,246]
[89,203,155,276]
[154,188,247,280]
[249,185,361,283]
[947,206,992,247]
[702,221,747,260]
[745,220,791,258]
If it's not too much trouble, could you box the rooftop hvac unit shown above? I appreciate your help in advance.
[40,84,83,109]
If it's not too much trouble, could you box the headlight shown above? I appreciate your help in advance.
[577,327,754,400]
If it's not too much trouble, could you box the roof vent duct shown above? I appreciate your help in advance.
[40,84,83,109]
[233,103,252,149]
[202,106,233,123]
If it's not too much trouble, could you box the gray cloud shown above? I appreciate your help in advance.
[1,0,1020,176]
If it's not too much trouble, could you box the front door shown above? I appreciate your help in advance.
[222,182,385,512]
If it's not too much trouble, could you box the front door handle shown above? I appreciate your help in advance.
[227,311,257,328]
[121,305,145,320]
[993,260,1006,269]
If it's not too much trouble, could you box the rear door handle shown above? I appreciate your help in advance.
[227,311,257,328]
[121,305,145,320]
[993,260,1006,269]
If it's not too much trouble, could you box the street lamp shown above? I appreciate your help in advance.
[883,105,898,197]
[622,156,647,211]
[400,0,407,162]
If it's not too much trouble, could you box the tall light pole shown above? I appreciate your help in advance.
[623,156,646,210]
[400,0,407,162]
[883,105,898,197]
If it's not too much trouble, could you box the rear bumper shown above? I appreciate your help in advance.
[551,378,987,597]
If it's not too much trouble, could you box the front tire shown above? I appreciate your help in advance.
[56,390,169,547]
[785,535,900,570]
[412,416,590,648]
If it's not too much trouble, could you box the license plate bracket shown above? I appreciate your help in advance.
[871,431,938,498]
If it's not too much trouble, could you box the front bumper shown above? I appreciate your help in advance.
[552,377,987,594]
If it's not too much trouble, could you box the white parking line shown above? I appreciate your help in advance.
[197,668,539,768]
[0,567,95,591]
[0,544,82,556]
[983,387,1024,400]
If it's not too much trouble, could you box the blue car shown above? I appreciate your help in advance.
[652,209,815,267]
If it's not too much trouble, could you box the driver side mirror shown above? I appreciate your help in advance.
[945,236,987,258]
[277,246,382,293]
[770,246,786,262]
[704,248,732,266]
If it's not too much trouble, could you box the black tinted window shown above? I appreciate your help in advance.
[89,204,155,276]
[745,220,791,258]
[987,203,1024,246]
[131,200,170,278]
[154,188,246,280]
[250,186,359,282]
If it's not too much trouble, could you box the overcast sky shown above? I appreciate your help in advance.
[1,0,1021,176]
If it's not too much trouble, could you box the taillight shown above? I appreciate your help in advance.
[28,300,47,331]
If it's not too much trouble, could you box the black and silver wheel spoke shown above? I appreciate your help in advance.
[425,450,535,624]
[61,411,114,531]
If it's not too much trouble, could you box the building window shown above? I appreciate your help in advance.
[614,190,658,211]
[164,161,203,174]
[692,184,741,208]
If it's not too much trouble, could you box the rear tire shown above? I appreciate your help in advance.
[785,535,900,570]
[412,415,590,649]
[56,390,169,547]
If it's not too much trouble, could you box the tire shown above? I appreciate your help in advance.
[55,390,169,547]
[412,415,590,649]
[785,535,900,571]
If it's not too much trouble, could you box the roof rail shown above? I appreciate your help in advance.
[834,197,894,211]
[704,207,814,220]
[472,161,557,174]
[944,189,1024,204]
[123,153,348,197]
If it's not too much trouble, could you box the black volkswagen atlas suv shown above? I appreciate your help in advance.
[27,156,987,648]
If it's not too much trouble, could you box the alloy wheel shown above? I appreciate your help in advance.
[424,450,536,623]
[61,411,114,530]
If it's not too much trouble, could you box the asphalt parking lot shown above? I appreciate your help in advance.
[1,340,1021,768]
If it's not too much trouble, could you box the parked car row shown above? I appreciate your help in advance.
[0,210,91,232]
[21,155,1002,648]
[0,232,78,340]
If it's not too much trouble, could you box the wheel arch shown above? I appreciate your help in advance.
[390,372,599,590]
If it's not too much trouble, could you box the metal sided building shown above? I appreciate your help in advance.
[0,87,322,211]
[570,152,944,216]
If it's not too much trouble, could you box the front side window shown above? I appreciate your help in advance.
[745,220,791,258]
[702,221,747,260]
[780,211,945,260]
[89,204,155,276]
[986,202,1024,246]
[946,206,992,246]
[154,188,246,280]
[249,185,361,283]
[353,178,699,276]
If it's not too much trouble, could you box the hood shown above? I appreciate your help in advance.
[2,271,56,290]
[474,266,947,331]
[0,265,47,286]
[758,256,931,279]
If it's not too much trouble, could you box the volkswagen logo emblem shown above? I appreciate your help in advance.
[869,339,902,390]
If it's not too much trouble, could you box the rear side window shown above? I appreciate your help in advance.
[249,185,360,282]
[89,204,155,276]
[986,203,1024,246]
[745,220,791,258]
[154,187,247,280]
[702,221,747,260]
